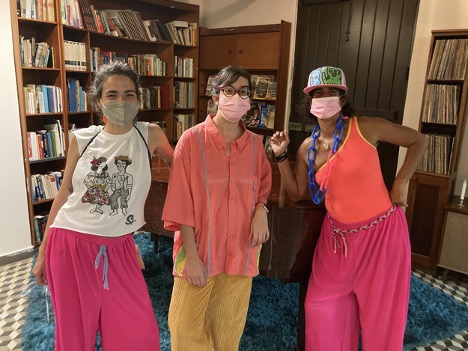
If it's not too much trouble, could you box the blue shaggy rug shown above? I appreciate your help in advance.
[22,233,468,350]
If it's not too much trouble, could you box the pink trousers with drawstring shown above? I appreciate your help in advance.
[305,206,411,351]
[46,228,160,351]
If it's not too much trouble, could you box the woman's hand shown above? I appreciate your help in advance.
[33,248,47,285]
[270,130,290,156]
[390,178,409,207]
[249,206,270,246]
[185,255,208,287]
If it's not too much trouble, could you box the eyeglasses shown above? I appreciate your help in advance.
[221,86,250,99]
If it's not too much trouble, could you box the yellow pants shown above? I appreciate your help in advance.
[168,273,253,351]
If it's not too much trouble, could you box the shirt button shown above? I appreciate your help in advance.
[230,216,234,220]
[231,196,235,200]
[231,180,235,183]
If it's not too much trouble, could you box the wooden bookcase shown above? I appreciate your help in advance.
[198,21,291,137]
[406,29,468,272]
[9,0,199,245]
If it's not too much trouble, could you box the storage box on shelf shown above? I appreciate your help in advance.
[198,21,291,138]
[406,29,468,272]
[10,0,199,245]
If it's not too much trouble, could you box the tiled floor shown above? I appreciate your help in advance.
[0,258,467,351]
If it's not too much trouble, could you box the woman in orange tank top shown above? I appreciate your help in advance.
[271,66,428,351]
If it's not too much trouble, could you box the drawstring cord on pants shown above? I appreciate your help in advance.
[327,205,396,259]
[95,245,109,289]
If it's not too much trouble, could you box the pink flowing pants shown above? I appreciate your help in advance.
[305,206,411,351]
[46,228,160,351]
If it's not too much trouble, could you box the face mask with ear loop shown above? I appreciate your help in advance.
[310,96,343,120]
[100,100,139,127]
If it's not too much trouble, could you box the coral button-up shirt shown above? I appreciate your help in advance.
[162,115,272,278]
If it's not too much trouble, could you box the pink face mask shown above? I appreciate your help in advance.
[310,96,342,120]
[218,94,251,123]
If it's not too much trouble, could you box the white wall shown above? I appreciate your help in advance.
[401,0,468,195]
[0,1,32,256]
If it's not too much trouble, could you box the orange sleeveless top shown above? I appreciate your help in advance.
[315,117,392,223]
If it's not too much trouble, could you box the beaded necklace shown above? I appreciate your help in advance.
[307,114,346,204]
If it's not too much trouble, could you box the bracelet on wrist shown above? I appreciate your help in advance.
[256,203,269,214]
[275,151,288,162]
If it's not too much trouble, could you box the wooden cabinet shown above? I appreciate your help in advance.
[198,21,291,135]
[406,173,449,272]
[406,30,468,272]
[9,0,199,245]
[438,201,468,275]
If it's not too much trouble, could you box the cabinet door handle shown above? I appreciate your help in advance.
[228,50,232,54]
[239,50,243,54]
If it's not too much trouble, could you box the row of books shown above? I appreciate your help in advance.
[31,171,63,203]
[174,56,194,78]
[204,74,277,100]
[61,0,83,27]
[422,84,460,124]
[68,0,197,45]
[165,21,197,46]
[27,123,65,161]
[418,133,454,175]
[23,84,63,114]
[18,0,55,21]
[67,78,88,112]
[174,81,195,109]
[428,38,468,80]
[139,85,170,110]
[19,37,52,68]
[34,213,49,242]
[64,40,87,71]
[175,114,196,140]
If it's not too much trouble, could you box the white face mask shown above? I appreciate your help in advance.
[310,96,342,120]
[100,101,139,126]
[218,94,251,123]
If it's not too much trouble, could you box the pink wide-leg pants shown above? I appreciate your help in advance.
[46,228,160,351]
[305,206,411,351]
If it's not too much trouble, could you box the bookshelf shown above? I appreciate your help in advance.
[198,21,291,138]
[406,30,468,272]
[9,0,199,245]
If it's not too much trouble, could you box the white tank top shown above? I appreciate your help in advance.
[51,122,151,237]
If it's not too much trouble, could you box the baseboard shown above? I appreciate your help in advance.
[0,248,35,266]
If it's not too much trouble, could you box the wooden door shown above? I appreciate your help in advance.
[235,32,280,69]
[289,0,419,188]
[199,35,236,69]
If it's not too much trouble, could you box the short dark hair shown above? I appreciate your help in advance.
[212,66,252,95]
[88,62,140,118]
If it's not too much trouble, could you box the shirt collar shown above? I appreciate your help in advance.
[205,114,250,151]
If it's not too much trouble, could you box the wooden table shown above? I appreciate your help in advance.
[143,158,325,350]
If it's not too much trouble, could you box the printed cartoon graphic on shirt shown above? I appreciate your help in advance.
[81,157,112,214]
[109,155,134,217]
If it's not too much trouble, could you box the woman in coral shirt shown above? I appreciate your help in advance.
[162,66,272,350]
